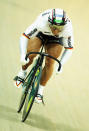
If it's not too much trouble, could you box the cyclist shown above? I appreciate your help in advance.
[15,8,74,103]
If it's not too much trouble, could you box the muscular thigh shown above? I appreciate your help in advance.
[44,43,63,65]
[27,37,42,59]
[45,43,63,60]
[27,37,42,52]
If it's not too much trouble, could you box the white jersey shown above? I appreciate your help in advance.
[23,9,74,49]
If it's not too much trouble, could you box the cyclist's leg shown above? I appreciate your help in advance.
[40,43,63,86]
[22,37,42,70]
[15,37,42,87]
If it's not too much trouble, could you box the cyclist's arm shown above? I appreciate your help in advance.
[19,14,42,57]
[19,10,51,56]
[60,47,73,65]
[60,20,74,65]
[60,35,74,65]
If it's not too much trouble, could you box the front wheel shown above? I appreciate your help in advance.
[22,88,38,122]
[17,67,34,113]
[22,67,42,122]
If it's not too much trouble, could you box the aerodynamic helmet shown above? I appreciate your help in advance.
[48,8,67,26]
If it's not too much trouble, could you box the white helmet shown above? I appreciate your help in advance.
[48,8,67,26]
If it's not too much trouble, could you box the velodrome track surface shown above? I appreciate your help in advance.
[0,0,89,131]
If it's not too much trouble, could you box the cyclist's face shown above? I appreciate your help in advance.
[49,24,64,35]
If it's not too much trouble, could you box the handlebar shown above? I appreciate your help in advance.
[25,52,61,71]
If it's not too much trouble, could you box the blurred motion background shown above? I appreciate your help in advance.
[0,0,89,131]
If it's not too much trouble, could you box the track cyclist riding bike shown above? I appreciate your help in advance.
[15,8,74,103]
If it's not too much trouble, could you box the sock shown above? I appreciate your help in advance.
[38,84,45,96]
[18,68,27,79]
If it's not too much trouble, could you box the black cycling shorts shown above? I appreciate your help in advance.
[36,32,64,46]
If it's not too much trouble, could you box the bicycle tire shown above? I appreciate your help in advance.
[17,67,34,113]
[22,89,37,122]
[22,67,42,122]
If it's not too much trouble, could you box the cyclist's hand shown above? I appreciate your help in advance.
[20,54,29,65]
[55,63,63,75]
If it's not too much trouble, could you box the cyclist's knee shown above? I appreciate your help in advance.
[45,58,54,69]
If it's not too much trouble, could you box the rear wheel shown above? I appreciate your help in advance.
[17,90,27,113]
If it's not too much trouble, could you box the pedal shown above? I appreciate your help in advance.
[16,81,22,88]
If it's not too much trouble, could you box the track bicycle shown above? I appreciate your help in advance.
[14,44,61,122]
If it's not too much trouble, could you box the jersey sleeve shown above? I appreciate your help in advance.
[22,9,51,39]
[63,21,74,49]
[22,14,42,39]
